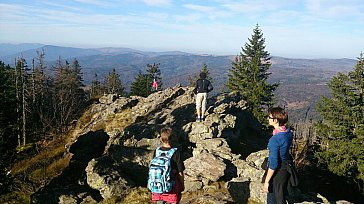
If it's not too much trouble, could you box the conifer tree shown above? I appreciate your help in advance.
[130,63,162,97]
[15,57,30,146]
[188,63,212,87]
[146,63,162,91]
[31,50,53,132]
[90,73,104,98]
[104,68,124,95]
[130,71,149,97]
[226,24,278,123]
[53,58,85,129]
[315,53,364,189]
[0,61,17,144]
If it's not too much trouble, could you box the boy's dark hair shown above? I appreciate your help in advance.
[268,107,288,126]
[160,127,172,143]
[199,72,207,79]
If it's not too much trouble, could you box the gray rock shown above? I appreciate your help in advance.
[249,180,267,203]
[99,94,118,104]
[184,152,226,182]
[86,158,133,199]
[58,195,78,204]
[246,149,269,169]
[184,176,203,192]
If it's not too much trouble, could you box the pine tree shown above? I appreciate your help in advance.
[226,24,278,123]
[15,57,30,146]
[130,63,162,97]
[31,50,53,133]
[315,52,364,190]
[0,61,17,141]
[90,73,104,98]
[146,63,162,91]
[53,58,85,130]
[104,68,124,95]
[0,61,17,170]
[188,63,212,87]
[130,71,149,97]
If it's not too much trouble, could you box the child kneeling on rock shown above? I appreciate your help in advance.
[148,127,185,204]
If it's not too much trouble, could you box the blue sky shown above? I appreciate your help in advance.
[0,0,363,58]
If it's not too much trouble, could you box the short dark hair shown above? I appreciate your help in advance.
[268,107,288,126]
[160,127,172,143]
[199,72,207,79]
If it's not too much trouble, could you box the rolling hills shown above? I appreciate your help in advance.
[0,43,357,122]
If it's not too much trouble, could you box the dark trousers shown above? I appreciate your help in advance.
[267,163,289,204]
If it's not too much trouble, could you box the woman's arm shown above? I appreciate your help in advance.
[263,168,275,192]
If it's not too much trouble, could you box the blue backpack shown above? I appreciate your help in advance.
[147,147,177,193]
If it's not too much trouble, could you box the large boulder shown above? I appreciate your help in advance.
[85,158,134,199]
[184,153,226,185]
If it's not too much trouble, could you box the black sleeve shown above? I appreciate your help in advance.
[172,149,185,172]
[194,80,199,94]
[207,80,213,92]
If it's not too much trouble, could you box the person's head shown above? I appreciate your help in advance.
[199,72,207,79]
[160,127,172,144]
[268,107,288,126]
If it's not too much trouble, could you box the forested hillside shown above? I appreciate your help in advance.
[0,43,356,123]
[0,36,362,203]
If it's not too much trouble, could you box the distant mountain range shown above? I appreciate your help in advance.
[0,43,357,122]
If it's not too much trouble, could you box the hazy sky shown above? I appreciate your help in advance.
[0,0,363,58]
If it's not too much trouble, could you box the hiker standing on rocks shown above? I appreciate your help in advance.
[148,127,185,204]
[194,72,213,122]
[263,107,293,204]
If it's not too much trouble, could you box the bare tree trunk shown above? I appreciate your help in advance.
[15,58,21,146]
[22,77,26,146]
[32,58,35,104]
[21,58,27,146]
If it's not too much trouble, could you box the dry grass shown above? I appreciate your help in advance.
[29,154,72,185]
[105,108,133,133]
[11,141,67,176]
[100,187,151,204]
[120,187,152,204]
[7,135,71,202]
[0,191,31,204]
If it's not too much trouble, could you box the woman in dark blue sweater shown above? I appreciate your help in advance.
[263,107,293,204]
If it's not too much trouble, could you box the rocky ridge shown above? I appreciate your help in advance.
[31,85,349,204]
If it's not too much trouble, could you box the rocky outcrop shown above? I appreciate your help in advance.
[31,85,348,204]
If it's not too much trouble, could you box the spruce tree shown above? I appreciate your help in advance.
[53,58,85,129]
[188,63,212,87]
[0,61,17,172]
[104,68,124,95]
[315,52,364,189]
[90,73,104,98]
[0,61,17,143]
[146,63,162,91]
[226,24,278,123]
[130,71,149,97]
[130,63,162,97]
[15,57,30,146]
[31,50,53,133]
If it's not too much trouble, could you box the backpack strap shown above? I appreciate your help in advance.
[165,148,177,158]
[155,147,177,158]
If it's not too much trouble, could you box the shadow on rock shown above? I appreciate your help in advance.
[31,130,109,204]
[108,144,150,186]
[227,179,250,204]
